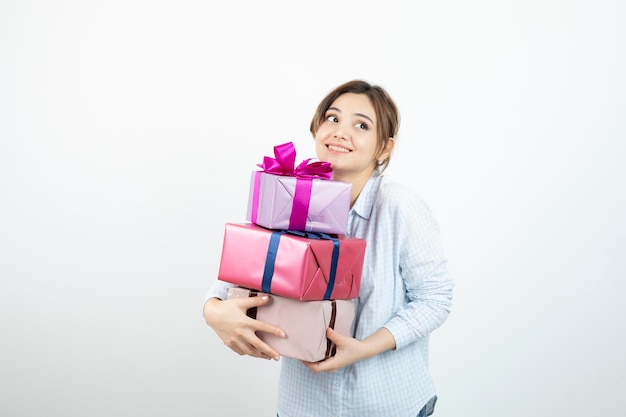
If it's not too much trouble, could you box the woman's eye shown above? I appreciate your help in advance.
[357,122,369,130]
[326,115,338,123]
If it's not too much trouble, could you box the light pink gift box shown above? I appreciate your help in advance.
[246,171,351,235]
[227,287,356,362]
[217,223,366,301]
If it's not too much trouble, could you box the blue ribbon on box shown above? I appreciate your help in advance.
[261,230,340,300]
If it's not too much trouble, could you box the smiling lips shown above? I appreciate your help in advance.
[327,144,351,153]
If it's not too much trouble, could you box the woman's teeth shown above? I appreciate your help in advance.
[328,145,350,153]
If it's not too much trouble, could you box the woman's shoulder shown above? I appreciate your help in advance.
[376,176,431,210]
[375,176,441,229]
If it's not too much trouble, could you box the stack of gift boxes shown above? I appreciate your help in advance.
[217,142,367,362]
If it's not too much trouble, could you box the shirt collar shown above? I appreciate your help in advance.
[350,174,383,221]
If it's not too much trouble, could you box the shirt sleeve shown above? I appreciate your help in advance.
[203,279,234,304]
[383,191,454,350]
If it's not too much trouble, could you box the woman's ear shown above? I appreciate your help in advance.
[380,137,395,160]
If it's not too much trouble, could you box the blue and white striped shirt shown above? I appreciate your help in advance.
[206,174,453,416]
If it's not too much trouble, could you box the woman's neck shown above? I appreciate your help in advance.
[333,169,376,208]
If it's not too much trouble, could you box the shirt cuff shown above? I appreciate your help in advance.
[203,280,234,304]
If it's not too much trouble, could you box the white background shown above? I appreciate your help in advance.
[1,1,624,416]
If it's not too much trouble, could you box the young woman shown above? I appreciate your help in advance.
[204,80,454,417]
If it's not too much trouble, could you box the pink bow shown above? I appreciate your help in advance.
[257,142,332,179]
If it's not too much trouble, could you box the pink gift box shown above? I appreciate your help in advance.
[217,223,366,300]
[246,171,351,235]
[227,287,356,362]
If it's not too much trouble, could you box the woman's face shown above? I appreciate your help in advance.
[314,93,381,181]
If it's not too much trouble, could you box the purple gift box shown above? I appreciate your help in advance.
[246,142,351,235]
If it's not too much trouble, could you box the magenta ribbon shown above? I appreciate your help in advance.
[251,142,332,231]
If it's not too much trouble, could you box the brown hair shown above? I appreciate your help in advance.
[310,80,400,173]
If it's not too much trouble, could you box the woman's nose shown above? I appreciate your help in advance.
[333,124,348,140]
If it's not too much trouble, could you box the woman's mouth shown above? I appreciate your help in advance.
[327,144,351,153]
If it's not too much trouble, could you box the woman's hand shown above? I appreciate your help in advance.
[203,296,285,361]
[302,327,396,373]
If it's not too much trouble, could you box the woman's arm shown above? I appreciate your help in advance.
[383,191,454,349]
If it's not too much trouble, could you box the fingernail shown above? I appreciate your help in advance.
[273,356,280,361]
[261,295,269,300]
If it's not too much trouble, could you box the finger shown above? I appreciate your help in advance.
[242,329,282,360]
[325,327,343,344]
[301,358,338,373]
[233,343,271,359]
[241,294,273,308]
[230,333,278,360]
[301,360,320,372]
[253,342,281,361]
[241,343,273,360]
[250,318,286,339]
